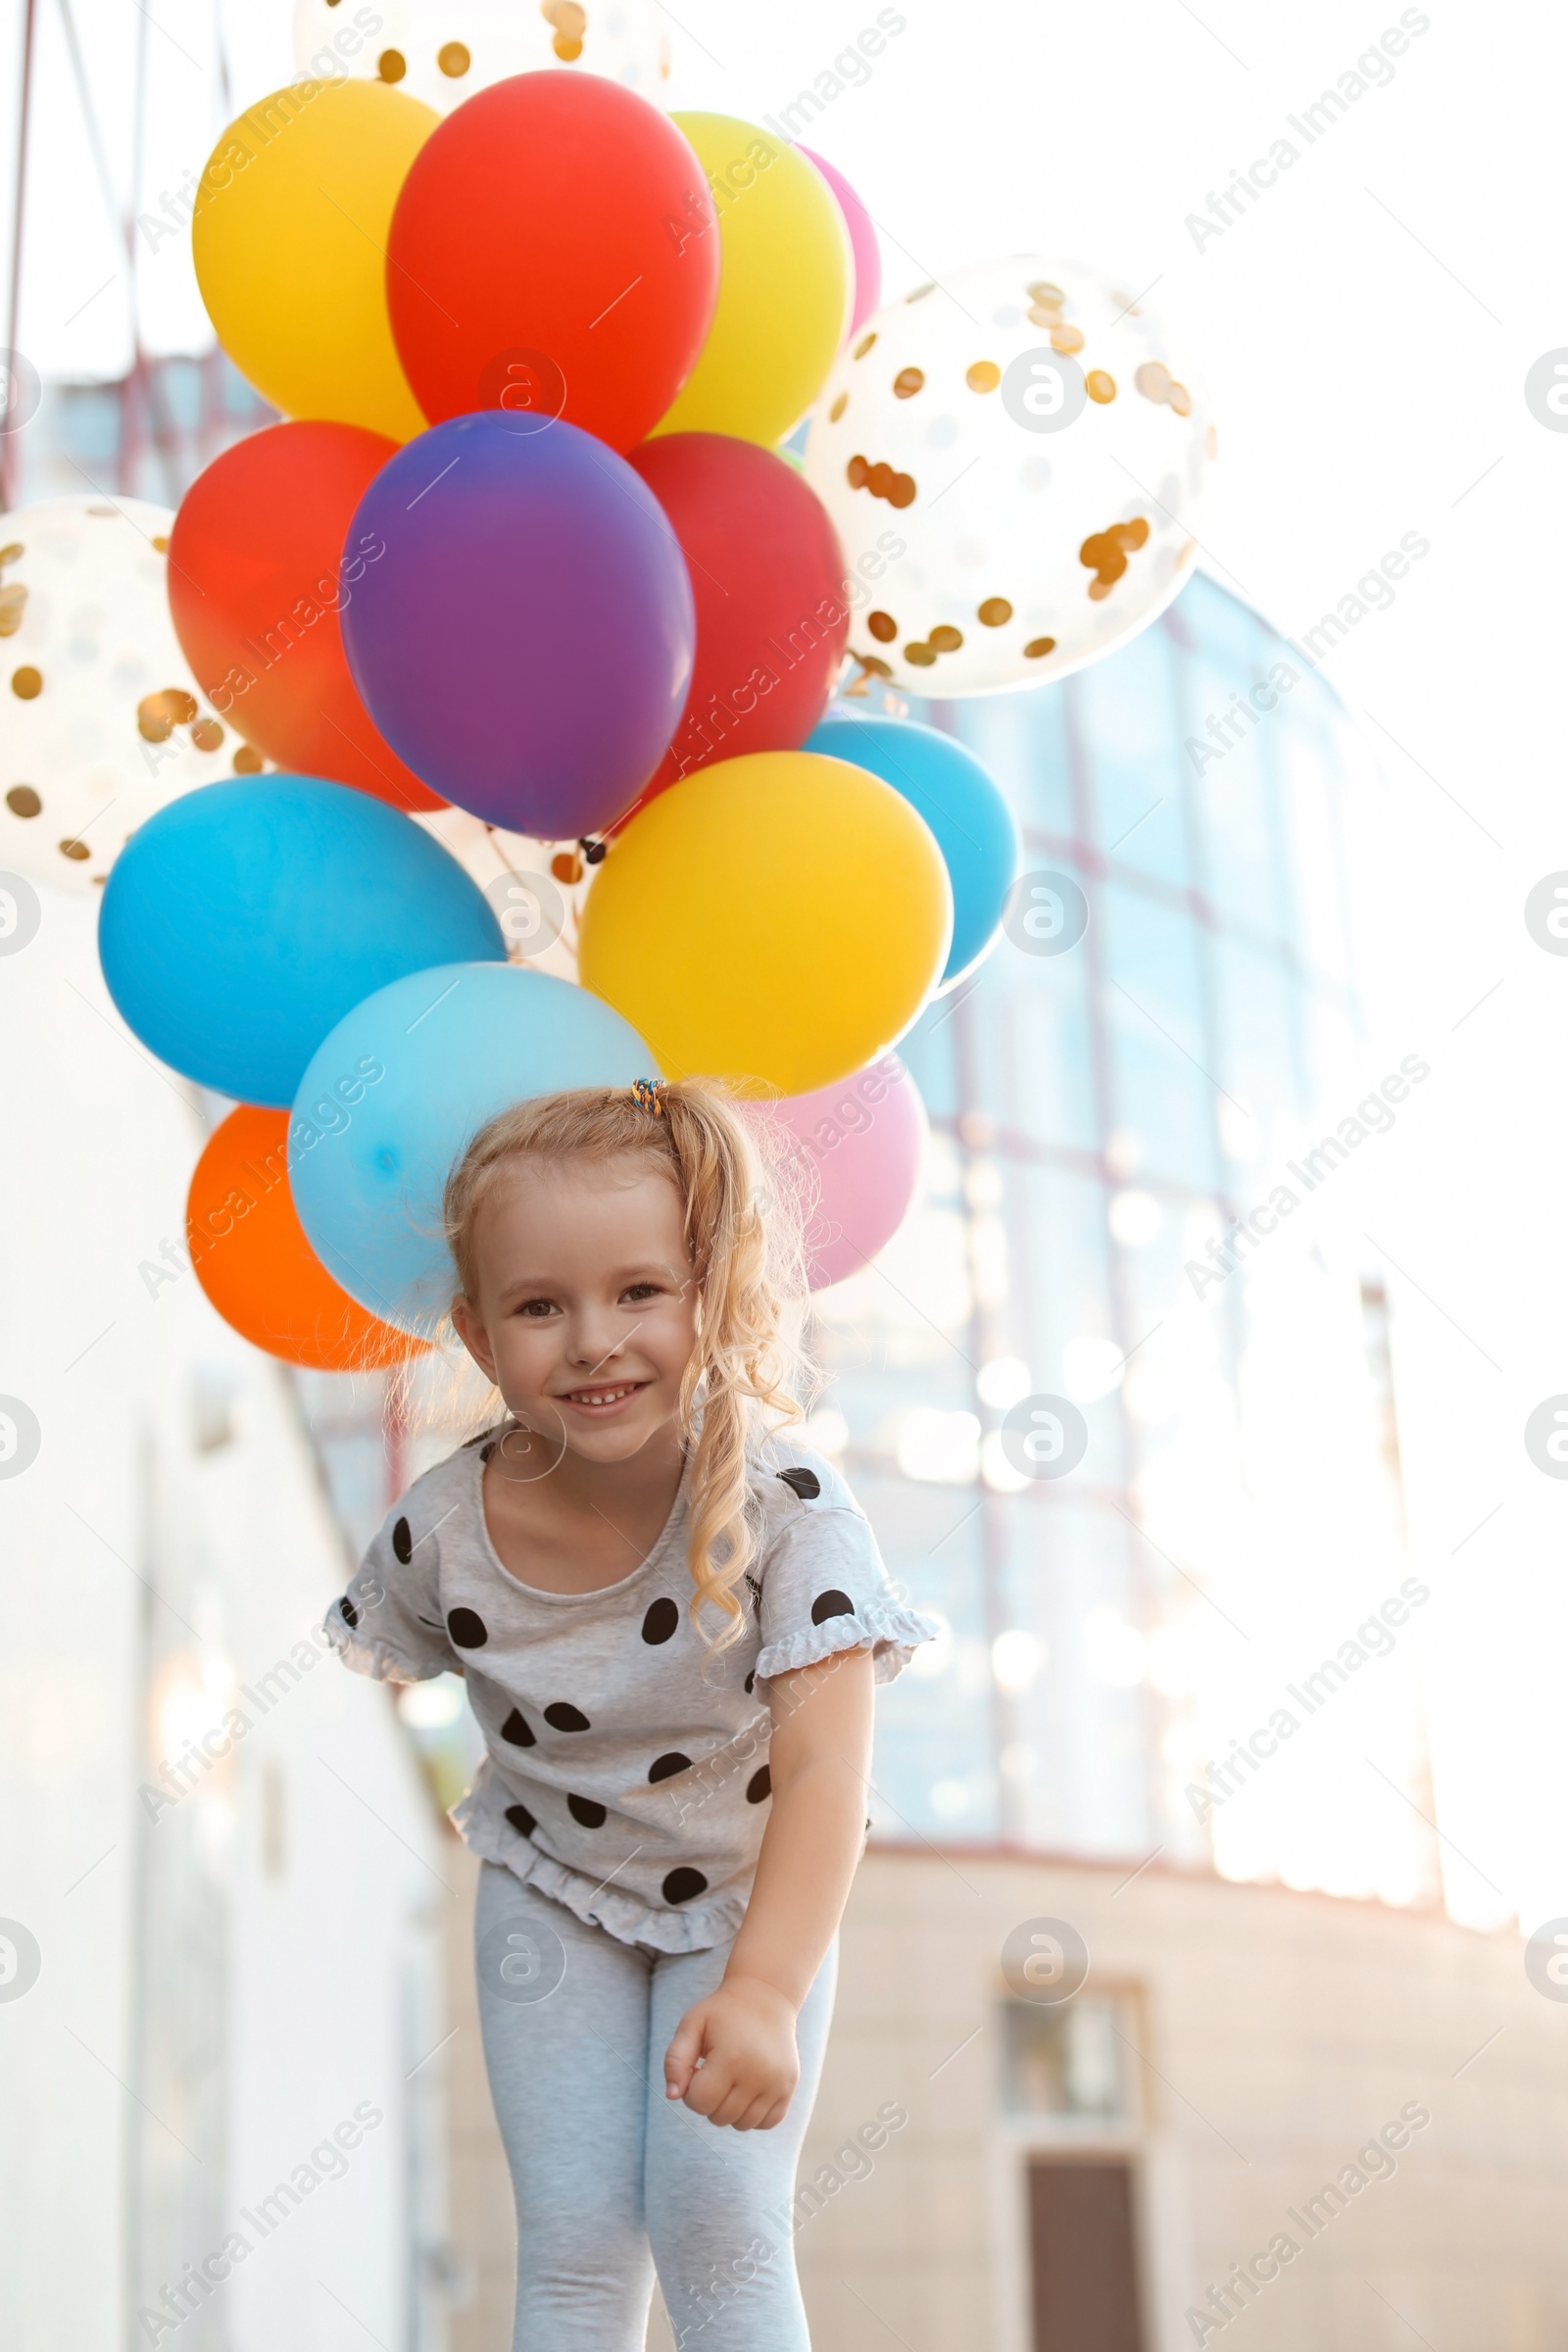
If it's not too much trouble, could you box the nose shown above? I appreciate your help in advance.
[565,1312,626,1373]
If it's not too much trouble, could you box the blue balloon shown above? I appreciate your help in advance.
[340,412,695,839]
[98,777,506,1106]
[806,715,1019,987]
[289,962,653,1332]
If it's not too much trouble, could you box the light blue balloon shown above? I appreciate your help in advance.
[288,962,653,1332]
[806,715,1019,987]
[97,775,506,1105]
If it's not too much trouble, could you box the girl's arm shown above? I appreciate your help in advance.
[662,1647,875,2131]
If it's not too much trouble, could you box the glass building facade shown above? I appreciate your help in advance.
[816,574,1434,1899]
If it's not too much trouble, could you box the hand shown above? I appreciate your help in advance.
[662,1975,800,2132]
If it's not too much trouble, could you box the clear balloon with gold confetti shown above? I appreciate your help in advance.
[292,0,669,113]
[803,255,1215,698]
[0,496,257,897]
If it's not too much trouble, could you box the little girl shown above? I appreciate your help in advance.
[326,1078,933,2350]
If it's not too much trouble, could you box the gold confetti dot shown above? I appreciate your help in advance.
[59,836,89,860]
[6,784,40,816]
[1027,303,1062,329]
[867,611,897,643]
[1023,636,1056,659]
[377,48,407,80]
[1027,281,1065,306]
[138,687,197,741]
[977,597,1012,627]
[1167,380,1192,416]
[848,453,915,508]
[893,367,924,400]
[855,653,893,678]
[0,542,22,565]
[553,33,583,57]
[0,582,26,636]
[904,642,936,667]
[1135,361,1171,402]
[437,40,470,74]
[545,0,587,30]
[853,331,877,360]
[233,745,265,774]
[152,535,169,553]
[829,391,848,421]
[965,361,1000,393]
[12,665,41,699]
[929,624,963,653]
[1050,323,1085,355]
[551,850,583,885]
[1080,517,1150,600]
[191,717,224,753]
[1086,370,1116,404]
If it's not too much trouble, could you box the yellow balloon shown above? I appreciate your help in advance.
[578,752,952,1097]
[650,115,852,448]
[193,80,438,443]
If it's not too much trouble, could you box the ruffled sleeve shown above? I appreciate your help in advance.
[753,1465,938,1687]
[322,1486,456,1685]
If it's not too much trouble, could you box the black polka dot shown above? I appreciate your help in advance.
[744,1670,757,1695]
[648,1751,692,1783]
[499,1708,535,1747]
[642,1597,679,1645]
[448,1607,488,1647]
[746,1765,771,1804]
[776,1466,821,1500]
[392,1516,413,1563]
[339,1594,359,1629]
[505,1802,536,1839]
[567,1793,607,1828]
[662,1867,709,1905]
[810,1590,855,1626]
[544,1701,591,1732]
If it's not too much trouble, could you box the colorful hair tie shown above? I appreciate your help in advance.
[630,1077,666,1116]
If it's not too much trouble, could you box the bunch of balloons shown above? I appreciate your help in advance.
[69,58,1209,1364]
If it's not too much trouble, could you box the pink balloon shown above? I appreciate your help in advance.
[756,1054,926,1291]
[799,147,883,340]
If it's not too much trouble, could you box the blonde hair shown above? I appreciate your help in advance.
[442,1081,810,1649]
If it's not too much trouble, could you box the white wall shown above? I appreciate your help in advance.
[0,882,449,2352]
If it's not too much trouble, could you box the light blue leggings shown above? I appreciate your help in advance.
[474,1864,837,2351]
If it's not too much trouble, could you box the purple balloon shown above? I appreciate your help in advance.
[799,149,882,340]
[340,412,695,838]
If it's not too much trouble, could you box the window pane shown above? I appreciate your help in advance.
[1099,883,1220,1192]
[1069,621,1191,889]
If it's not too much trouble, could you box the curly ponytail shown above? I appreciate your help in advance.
[442,1081,812,1650]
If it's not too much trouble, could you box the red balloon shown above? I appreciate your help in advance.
[169,422,441,811]
[385,74,719,452]
[623,433,850,803]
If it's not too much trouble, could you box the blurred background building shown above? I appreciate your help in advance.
[827,578,1441,1915]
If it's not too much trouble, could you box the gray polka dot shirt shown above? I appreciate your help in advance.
[325,1429,935,1951]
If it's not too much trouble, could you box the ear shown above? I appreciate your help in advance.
[450,1295,500,1386]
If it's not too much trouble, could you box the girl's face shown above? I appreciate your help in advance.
[451,1154,700,1465]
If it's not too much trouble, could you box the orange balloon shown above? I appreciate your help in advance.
[187,1105,424,1371]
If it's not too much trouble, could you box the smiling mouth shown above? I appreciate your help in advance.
[558,1381,648,1411]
